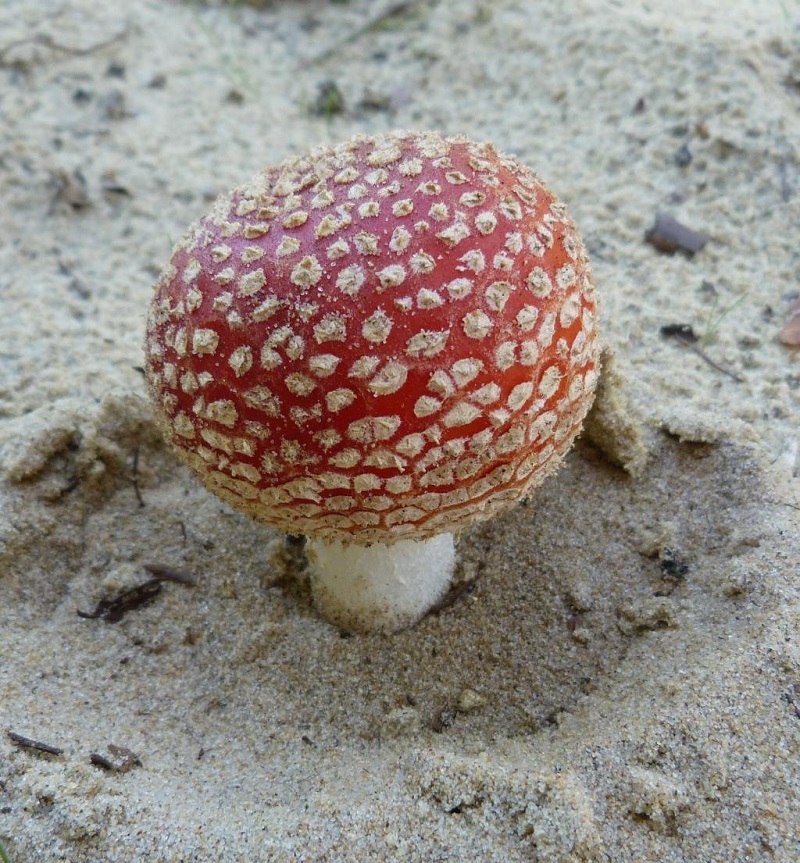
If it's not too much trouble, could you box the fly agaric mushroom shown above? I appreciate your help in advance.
[144,130,599,633]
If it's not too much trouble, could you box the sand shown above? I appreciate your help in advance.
[1,0,799,860]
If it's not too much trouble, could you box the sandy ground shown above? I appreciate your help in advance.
[1,0,799,860]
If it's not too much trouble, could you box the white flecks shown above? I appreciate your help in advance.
[283,211,309,229]
[459,191,487,211]
[276,237,301,257]
[243,386,281,416]
[364,168,389,186]
[358,201,380,218]
[396,432,425,457]
[527,233,546,257]
[238,268,267,297]
[409,251,435,274]
[316,214,342,238]
[395,296,413,313]
[326,388,356,412]
[527,267,554,298]
[236,199,257,217]
[311,188,335,209]
[354,231,380,255]
[183,258,202,283]
[334,166,360,184]
[562,233,581,260]
[336,264,365,297]
[519,340,540,366]
[368,361,408,395]
[162,363,178,387]
[505,232,524,254]
[367,141,402,166]
[291,256,323,288]
[240,245,265,264]
[349,355,380,378]
[556,264,577,290]
[173,412,195,438]
[559,291,582,328]
[414,395,442,418]
[212,292,233,312]
[458,249,485,273]
[489,408,511,427]
[485,280,515,312]
[213,267,235,285]
[314,314,347,343]
[173,328,189,357]
[516,305,539,331]
[285,372,317,397]
[417,180,441,196]
[186,286,203,312]
[318,471,351,490]
[462,309,493,340]
[495,341,517,370]
[243,223,270,239]
[446,277,473,300]
[377,264,406,290]
[398,158,423,176]
[347,415,401,444]
[492,252,514,272]
[417,288,443,308]
[443,402,482,428]
[313,429,341,452]
[211,245,232,263]
[437,219,471,247]
[326,237,350,259]
[386,475,412,494]
[538,365,563,399]
[507,382,534,411]
[529,410,558,442]
[229,462,261,483]
[205,399,238,427]
[451,357,483,386]
[392,199,414,217]
[471,382,501,405]
[295,303,319,322]
[496,422,526,454]
[362,309,393,344]
[389,226,412,253]
[229,345,253,377]
[260,346,282,370]
[427,369,455,399]
[200,427,234,453]
[499,196,523,220]
[353,473,382,492]
[429,202,449,222]
[308,354,341,378]
[473,212,497,237]
[406,329,450,357]
[192,328,219,355]
[537,311,557,349]
[348,183,368,199]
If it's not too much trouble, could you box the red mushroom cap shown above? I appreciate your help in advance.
[144,131,599,544]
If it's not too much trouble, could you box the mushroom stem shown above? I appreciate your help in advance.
[307,533,456,634]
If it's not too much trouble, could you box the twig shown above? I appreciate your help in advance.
[304,1,426,67]
[0,29,129,66]
[678,336,745,383]
[7,730,64,756]
[131,447,145,508]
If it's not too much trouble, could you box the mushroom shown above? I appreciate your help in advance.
[144,131,600,633]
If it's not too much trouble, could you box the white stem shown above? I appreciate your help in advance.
[307,533,456,634]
